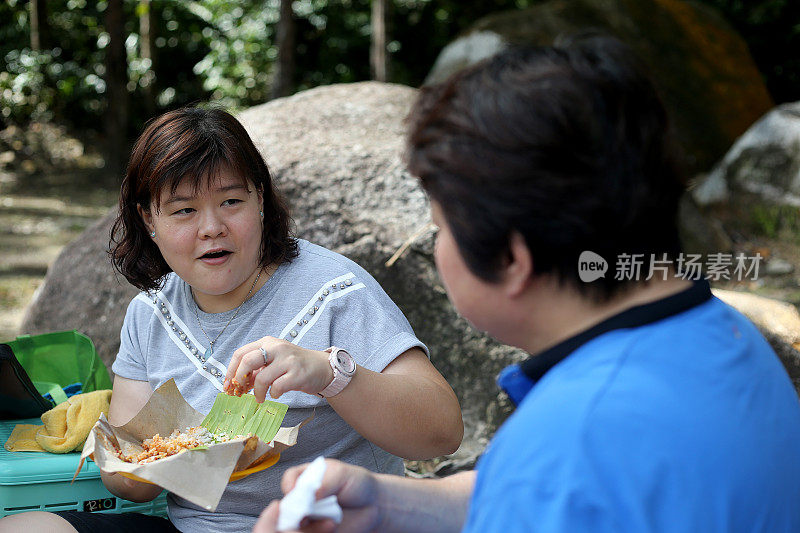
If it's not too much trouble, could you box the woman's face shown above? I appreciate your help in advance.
[140,171,264,308]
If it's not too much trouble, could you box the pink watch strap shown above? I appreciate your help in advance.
[319,347,355,398]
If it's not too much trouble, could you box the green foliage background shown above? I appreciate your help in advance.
[0,0,798,138]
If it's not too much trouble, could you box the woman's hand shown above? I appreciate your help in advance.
[100,376,163,502]
[228,343,463,459]
[224,336,334,401]
[100,469,164,503]
[253,460,381,533]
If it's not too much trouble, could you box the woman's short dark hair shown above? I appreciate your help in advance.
[406,34,686,300]
[110,107,297,291]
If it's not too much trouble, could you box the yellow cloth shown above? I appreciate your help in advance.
[4,389,112,453]
[4,424,41,452]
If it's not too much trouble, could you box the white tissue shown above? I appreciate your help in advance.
[276,456,343,531]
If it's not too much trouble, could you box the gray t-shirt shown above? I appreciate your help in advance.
[112,239,426,533]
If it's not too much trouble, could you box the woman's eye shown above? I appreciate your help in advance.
[172,207,194,215]
[222,198,242,207]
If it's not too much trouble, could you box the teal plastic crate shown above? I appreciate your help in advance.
[0,418,168,518]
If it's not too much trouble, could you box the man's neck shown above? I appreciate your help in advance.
[518,276,693,356]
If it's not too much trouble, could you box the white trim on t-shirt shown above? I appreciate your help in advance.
[278,272,366,345]
[133,272,366,390]
[135,292,226,390]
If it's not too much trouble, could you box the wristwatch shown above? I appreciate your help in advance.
[319,347,357,398]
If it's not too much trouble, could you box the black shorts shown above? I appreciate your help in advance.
[53,511,179,533]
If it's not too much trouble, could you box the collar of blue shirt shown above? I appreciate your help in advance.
[498,279,712,406]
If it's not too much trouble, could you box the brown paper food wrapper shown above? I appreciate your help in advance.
[76,378,310,511]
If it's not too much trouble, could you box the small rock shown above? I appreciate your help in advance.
[765,258,795,276]
[432,454,480,477]
[691,171,729,206]
[424,31,506,86]
[701,102,800,207]
[0,151,15,165]
[714,288,800,391]
[20,160,36,174]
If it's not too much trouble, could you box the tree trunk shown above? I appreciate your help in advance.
[370,0,388,82]
[139,0,157,117]
[104,0,129,177]
[270,0,295,100]
[30,0,50,51]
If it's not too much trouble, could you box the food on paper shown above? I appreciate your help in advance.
[108,390,289,466]
[78,379,305,513]
[116,392,290,465]
[115,426,250,464]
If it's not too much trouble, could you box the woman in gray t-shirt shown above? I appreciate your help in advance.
[6,107,462,533]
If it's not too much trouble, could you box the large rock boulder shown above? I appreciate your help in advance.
[19,209,139,375]
[21,82,527,461]
[692,102,800,207]
[425,0,773,174]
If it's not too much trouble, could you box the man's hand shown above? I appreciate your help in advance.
[253,460,381,533]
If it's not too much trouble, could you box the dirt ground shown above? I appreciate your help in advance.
[0,123,118,342]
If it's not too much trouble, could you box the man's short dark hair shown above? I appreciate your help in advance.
[110,107,297,292]
[406,34,686,300]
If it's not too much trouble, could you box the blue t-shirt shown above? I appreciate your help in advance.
[465,284,800,532]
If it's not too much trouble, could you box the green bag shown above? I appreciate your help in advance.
[8,330,112,401]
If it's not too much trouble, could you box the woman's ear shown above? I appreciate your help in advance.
[137,203,154,234]
[502,231,533,297]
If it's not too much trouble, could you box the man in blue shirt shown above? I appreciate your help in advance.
[252,34,800,533]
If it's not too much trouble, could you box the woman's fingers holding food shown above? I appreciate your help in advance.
[225,336,281,392]
[227,340,331,398]
[259,345,272,365]
[252,359,289,402]
[230,348,274,395]
[268,372,300,399]
[226,339,259,382]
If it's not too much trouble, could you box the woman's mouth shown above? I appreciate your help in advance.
[199,249,232,264]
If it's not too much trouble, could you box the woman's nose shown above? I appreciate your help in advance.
[199,210,227,238]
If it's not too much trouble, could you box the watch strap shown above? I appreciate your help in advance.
[319,347,355,398]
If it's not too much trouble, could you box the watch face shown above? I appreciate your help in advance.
[335,349,356,374]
